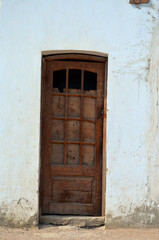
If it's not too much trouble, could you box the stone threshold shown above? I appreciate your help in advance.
[40,215,105,227]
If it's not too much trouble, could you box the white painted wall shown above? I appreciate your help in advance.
[0,0,159,227]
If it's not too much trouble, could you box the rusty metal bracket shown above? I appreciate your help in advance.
[130,0,149,4]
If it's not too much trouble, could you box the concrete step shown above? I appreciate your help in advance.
[40,215,105,227]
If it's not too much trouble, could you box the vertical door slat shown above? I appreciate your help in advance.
[64,69,69,166]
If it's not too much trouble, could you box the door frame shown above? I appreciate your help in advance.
[39,53,107,217]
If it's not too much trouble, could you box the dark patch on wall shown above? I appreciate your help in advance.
[105,204,159,228]
[0,200,38,228]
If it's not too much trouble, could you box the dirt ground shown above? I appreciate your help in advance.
[1,225,159,240]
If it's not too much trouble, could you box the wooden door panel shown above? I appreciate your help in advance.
[52,119,65,140]
[52,95,65,117]
[67,144,80,165]
[68,96,81,117]
[83,97,96,120]
[51,143,64,165]
[67,120,80,141]
[83,122,96,142]
[82,145,95,166]
[52,176,93,203]
[50,203,94,215]
[53,191,92,204]
[41,60,104,216]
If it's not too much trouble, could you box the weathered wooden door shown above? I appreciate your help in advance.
[41,57,105,216]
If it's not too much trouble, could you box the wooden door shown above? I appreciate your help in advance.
[41,59,105,216]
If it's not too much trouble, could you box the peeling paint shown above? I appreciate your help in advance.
[146,22,159,203]
[0,199,38,227]
[106,203,159,228]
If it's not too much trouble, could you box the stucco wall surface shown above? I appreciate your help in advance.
[0,0,159,227]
